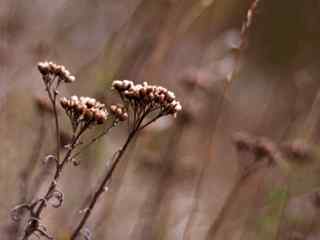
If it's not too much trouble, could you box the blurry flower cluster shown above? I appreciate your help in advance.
[38,61,76,84]
[112,80,182,117]
[281,139,313,160]
[109,104,128,121]
[60,96,108,127]
[233,131,292,172]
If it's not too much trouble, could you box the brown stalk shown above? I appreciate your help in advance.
[205,160,266,239]
[70,128,137,240]
[45,79,61,163]
[22,123,89,240]
[181,1,260,239]
[70,111,149,239]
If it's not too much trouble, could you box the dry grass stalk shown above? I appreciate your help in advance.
[182,2,262,238]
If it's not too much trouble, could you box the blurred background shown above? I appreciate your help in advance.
[2,0,320,239]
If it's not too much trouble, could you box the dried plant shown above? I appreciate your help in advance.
[11,65,181,240]
[239,0,260,51]
[11,62,116,240]
[70,80,181,239]
[4,1,320,240]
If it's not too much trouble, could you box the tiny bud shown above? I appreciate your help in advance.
[72,159,80,166]
[79,208,89,214]
[67,75,76,83]
[43,155,57,164]
[83,110,93,121]
[148,92,155,100]
[95,112,105,124]
[116,107,123,115]
[159,93,166,102]
[71,95,78,102]
[110,105,117,112]
[112,80,123,91]
[60,97,69,108]
[64,144,72,150]
[166,91,175,102]
[75,103,85,114]
[86,98,96,108]
[119,112,128,121]
[37,62,49,75]
[175,103,182,112]
[139,87,147,97]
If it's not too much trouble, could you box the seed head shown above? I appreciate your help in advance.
[60,96,108,125]
[111,80,182,117]
[109,104,128,121]
[37,61,76,83]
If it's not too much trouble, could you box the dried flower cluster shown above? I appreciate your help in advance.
[234,133,313,164]
[14,62,183,240]
[109,104,128,121]
[112,80,182,117]
[281,140,313,160]
[233,132,283,164]
[60,96,108,126]
[38,61,76,83]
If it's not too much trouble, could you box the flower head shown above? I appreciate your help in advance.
[38,61,75,83]
[60,96,108,126]
[109,104,128,122]
[112,80,182,117]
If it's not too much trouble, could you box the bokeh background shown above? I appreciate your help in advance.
[2,0,320,239]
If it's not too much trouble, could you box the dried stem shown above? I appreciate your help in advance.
[22,123,89,240]
[70,120,117,161]
[45,78,61,163]
[182,2,260,239]
[70,127,138,240]
[16,76,181,240]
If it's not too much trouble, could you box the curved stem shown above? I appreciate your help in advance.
[22,124,88,240]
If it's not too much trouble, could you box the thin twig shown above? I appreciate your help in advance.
[45,83,61,163]
[182,1,261,239]
[138,112,163,130]
[70,120,117,160]
[22,123,89,240]
[70,128,137,240]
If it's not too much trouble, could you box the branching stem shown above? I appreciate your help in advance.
[22,124,88,240]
